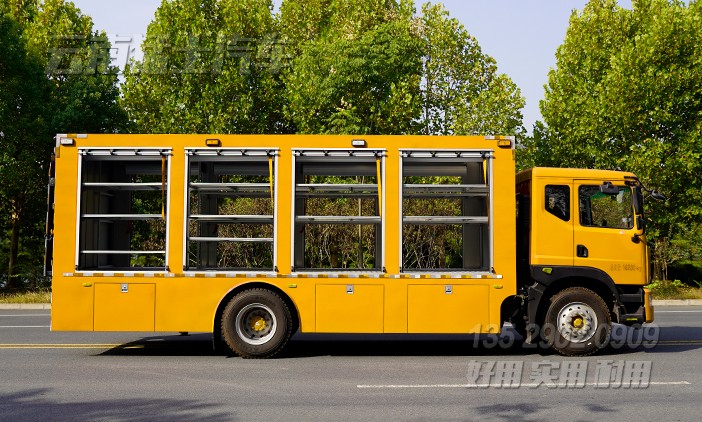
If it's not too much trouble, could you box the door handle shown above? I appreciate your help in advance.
[577,244,589,258]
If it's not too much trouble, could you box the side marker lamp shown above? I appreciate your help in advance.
[497,140,513,149]
[206,138,222,147]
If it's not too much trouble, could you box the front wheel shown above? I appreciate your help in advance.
[544,287,611,356]
[221,289,293,358]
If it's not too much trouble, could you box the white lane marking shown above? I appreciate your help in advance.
[0,344,121,349]
[0,326,50,328]
[357,381,691,389]
[0,314,50,317]
[656,311,702,313]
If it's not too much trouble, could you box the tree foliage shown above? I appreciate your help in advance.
[124,0,524,136]
[0,11,51,288]
[0,0,125,288]
[122,0,289,134]
[284,16,423,134]
[20,0,127,133]
[419,3,524,136]
[531,0,702,278]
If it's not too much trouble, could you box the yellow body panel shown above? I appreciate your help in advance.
[94,283,155,331]
[315,284,384,332]
[50,279,94,331]
[407,284,491,333]
[47,134,517,335]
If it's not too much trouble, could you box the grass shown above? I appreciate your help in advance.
[649,280,702,300]
[0,289,51,304]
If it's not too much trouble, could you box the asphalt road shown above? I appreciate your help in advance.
[1,307,701,421]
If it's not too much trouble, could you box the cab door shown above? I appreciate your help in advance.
[573,181,647,285]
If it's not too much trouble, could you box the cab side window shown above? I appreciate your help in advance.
[545,185,569,221]
[578,185,633,229]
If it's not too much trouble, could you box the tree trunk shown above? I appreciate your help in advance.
[7,211,20,290]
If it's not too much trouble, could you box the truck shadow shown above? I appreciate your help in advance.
[0,388,232,422]
[632,325,702,354]
[98,325,702,357]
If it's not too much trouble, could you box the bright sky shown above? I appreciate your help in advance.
[70,0,633,131]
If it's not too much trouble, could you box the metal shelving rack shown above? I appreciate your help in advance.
[76,149,170,270]
[185,149,277,271]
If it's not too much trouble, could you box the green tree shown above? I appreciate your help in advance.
[279,0,410,47]
[122,0,289,134]
[419,3,524,136]
[281,1,523,135]
[126,0,523,136]
[1,0,126,288]
[536,0,702,278]
[283,14,423,134]
[0,12,51,288]
[20,0,127,133]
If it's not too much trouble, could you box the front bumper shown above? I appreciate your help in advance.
[644,287,654,323]
[619,286,654,325]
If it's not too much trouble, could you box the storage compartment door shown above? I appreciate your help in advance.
[408,284,489,333]
[316,284,384,333]
[94,283,155,331]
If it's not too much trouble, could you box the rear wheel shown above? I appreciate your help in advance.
[221,289,293,358]
[544,287,611,356]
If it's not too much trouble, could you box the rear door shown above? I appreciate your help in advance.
[43,154,56,276]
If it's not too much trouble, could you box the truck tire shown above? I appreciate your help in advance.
[543,287,611,356]
[221,288,293,358]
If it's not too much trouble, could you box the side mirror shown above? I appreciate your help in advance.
[600,182,620,195]
[650,190,666,201]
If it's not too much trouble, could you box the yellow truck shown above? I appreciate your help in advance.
[45,134,654,357]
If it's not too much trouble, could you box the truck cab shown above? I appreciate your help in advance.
[514,167,654,355]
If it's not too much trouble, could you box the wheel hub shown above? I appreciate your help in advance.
[251,316,267,332]
[572,316,584,328]
[235,303,277,346]
[557,302,598,343]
